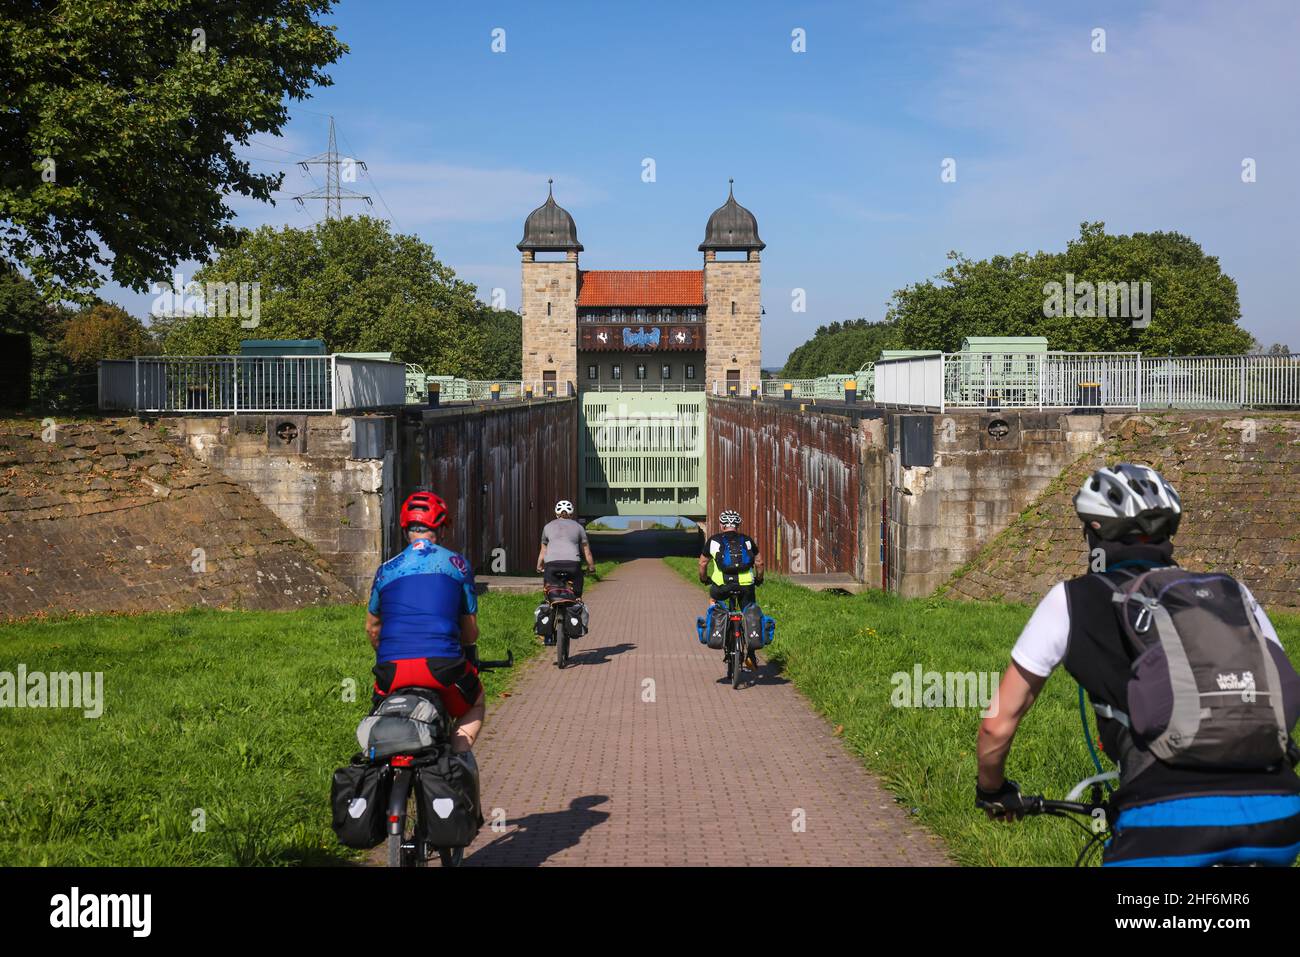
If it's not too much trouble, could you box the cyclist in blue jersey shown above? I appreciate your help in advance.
[366,491,484,754]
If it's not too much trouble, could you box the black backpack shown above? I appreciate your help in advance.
[1097,568,1300,777]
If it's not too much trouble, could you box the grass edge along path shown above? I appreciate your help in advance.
[664,556,1300,867]
[0,579,559,866]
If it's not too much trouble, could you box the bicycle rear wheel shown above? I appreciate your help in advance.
[557,628,569,669]
[438,846,464,868]
[731,626,745,689]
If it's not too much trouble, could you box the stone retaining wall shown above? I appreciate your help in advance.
[0,417,355,620]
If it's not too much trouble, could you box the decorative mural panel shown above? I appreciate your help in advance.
[579,325,704,352]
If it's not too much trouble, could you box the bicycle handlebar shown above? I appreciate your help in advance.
[976,793,1105,820]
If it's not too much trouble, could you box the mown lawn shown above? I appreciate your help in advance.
[0,585,560,866]
[664,557,1300,866]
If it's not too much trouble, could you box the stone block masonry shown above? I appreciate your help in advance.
[944,411,1300,611]
[0,418,354,620]
[168,415,394,596]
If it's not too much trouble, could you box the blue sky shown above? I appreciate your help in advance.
[107,0,1300,364]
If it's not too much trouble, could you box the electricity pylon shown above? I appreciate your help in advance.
[292,116,372,219]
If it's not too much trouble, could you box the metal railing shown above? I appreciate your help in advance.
[98,355,408,413]
[583,382,705,392]
[874,351,1300,412]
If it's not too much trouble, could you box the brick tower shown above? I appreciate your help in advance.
[700,179,764,392]
[519,180,581,395]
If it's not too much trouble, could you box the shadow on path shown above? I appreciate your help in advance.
[465,795,612,867]
[568,641,636,666]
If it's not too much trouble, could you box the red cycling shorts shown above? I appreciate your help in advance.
[371,656,482,719]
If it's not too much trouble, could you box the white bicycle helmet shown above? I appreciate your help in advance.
[1073,463,1181,541]
[555,500,575,516]
[718,509,742,529]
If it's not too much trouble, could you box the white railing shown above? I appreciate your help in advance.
[874,352,1300,411]
[98,355,408,413]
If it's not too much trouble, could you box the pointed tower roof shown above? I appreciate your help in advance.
[699,179,765,252]
[518,179,583,252]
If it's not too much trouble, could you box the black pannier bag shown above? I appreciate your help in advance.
[705,602,728,650]
[560,599,589,638]
[534,601,556,642]
[331,754,390,849]
[415,750,483,848]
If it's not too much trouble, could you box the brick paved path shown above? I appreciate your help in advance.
[463,558,949,866]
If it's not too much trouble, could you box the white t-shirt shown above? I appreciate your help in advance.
[1011,579,1282,679]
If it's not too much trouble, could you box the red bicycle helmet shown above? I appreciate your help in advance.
[399,491,448,531]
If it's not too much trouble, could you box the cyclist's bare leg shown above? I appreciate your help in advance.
[452,688,486,753]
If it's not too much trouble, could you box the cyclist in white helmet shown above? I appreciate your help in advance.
[977,463,1300,866]
[537,499,595,597]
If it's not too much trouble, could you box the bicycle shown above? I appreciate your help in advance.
[717,586,751,690]
[384,651,513,868]
[977,771,1117,867]
[541,568,587,670]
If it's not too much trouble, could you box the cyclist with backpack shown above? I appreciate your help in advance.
[699,509,766,668]
[367,491,485,755]
[976,463,1300,866]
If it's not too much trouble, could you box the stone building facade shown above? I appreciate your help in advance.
[519,180,763,394]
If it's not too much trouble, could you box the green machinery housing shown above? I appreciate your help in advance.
[578,392,706,518]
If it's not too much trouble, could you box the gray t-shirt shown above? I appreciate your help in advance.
[541,518,588,563]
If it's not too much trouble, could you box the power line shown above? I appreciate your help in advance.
[291,116,372,219]
[334,125,399,230]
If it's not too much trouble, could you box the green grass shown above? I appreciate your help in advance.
[664,557,1300,866]
[0,592,542,866]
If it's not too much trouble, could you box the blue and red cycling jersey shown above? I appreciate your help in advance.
[368,539,477,662]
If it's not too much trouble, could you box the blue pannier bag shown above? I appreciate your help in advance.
[761,615,776,647]
[695,615,708,644]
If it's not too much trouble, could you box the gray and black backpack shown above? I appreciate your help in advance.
[1096,568,1300,777]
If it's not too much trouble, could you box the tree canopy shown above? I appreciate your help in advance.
[0,0,346,298]
[885,222,1252,355]
[781,318,900,378]
[156,216,521,379]
[780,223,1256,374]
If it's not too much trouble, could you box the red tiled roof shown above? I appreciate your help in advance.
[577,270,705,307]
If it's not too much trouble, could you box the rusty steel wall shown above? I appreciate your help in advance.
[707,399,873,578]
[412,399,577,575]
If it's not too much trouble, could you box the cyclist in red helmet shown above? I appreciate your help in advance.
[366,490,485,754]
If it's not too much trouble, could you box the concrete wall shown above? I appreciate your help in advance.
[413,398,577,575]
[884,411,1110,597]
[706,398,884,580]
[171,414,395,596]
[705,401,1112,597]
[0,418,354,620]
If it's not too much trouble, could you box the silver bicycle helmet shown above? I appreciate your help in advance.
[718,509,742,529]
[1073,464,1181,541]
[555,500,575,516]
